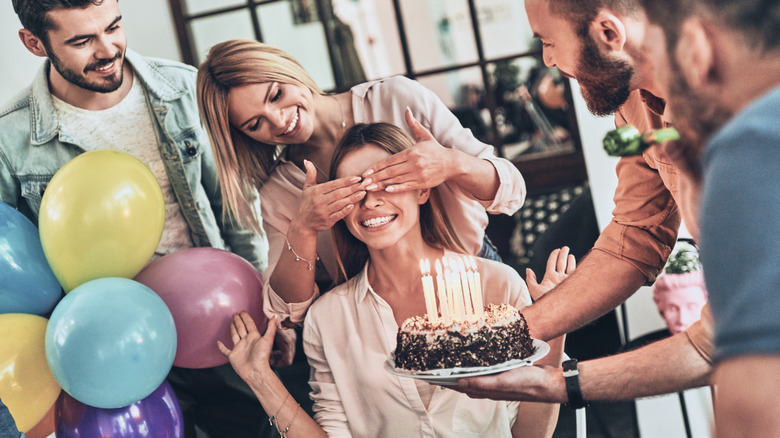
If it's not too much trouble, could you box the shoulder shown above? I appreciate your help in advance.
[474,257,530,306]
[308,275,361,319]
[353,75,422,94]
[352,75,431,106]
[0,87,32,123]
[127,50,197,95]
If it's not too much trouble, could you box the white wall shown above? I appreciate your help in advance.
[0,0,181,105]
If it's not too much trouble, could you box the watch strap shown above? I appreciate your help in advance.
[562,359,587,409]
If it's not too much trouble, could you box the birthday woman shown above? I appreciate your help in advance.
[218,122,572,438]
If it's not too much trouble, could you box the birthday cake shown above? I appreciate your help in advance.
[393,303,535,371]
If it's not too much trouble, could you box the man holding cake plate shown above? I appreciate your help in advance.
[453,0,716,407]
[458,1,780,436]
[218,122,575,438]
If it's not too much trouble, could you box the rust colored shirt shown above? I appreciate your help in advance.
[593,89,681,282]
[603,89,713,363]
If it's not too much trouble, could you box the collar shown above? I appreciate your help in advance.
[639,89,667,118]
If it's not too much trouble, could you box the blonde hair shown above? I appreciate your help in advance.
[329,122,466,284]
[196,39,323,232]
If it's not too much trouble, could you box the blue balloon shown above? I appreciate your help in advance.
[0,202,62,315]
[45,278,177,409]
[56,380,183,438]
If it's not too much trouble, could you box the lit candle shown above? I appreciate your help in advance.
[420,259,437,323]
[435,259,450,324]
[447,258,466,321]
[456,257,474,320]
[469,257,484,317]
[442,258,460,321]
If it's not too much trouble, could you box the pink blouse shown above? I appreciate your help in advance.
[261,76,526,324]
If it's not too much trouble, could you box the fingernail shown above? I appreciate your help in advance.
[351,176,361,183]
[385,186,395,192]
[361,178,373,186]
[365,184,378,191]
[363,169,375,177]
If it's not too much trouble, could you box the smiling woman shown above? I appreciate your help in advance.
[196,39,528,335]
[215,122,566,438]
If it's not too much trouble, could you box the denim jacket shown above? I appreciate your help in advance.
[0,49,268,272]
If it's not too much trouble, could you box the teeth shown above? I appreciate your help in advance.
[361,215,395,228]
[283,110,298,134]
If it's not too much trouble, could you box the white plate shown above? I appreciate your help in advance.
[384,339,549,386]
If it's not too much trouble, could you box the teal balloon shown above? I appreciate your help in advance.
[45,277,177,409]
[0,202,62,315]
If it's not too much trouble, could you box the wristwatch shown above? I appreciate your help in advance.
[562,359,587,409]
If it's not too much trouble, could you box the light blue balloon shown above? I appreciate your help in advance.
[0,201,62,315]
[45,277,177,409]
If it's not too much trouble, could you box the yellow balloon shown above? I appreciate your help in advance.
[39,150,165,292]
[0,314,61,432]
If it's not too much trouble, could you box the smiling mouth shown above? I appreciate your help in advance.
[361,215,396,228]
[283,109,299,135]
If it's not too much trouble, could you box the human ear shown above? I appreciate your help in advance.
[18,29,48,57]
[417,188,431,205]
[590,10,627,53]
[675,18,715,89]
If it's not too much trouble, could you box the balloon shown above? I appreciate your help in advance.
[45,278,176,409]
[135,247,266,369]
[38,150,165,292]
[0,314,61,432]
[0,202,62,315]
[55,380,183,438]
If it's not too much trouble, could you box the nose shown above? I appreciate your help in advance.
[361,190,385,209]
[269,108,287,131]
[93,35,117,59]
[542,49,555,68]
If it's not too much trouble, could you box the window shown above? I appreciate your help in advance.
[168,0,587,189]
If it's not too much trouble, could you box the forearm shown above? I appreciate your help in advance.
[244,367,327,438]
[449,150,501,201]
[523,251,647,340]
[580,331,711,400]
[712,356,780,438]
[268,221,320,304]
[512,400,560,438]
[511,336,565,438]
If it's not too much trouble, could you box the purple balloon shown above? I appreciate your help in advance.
[55,380,183,438]
[134,247,266,369]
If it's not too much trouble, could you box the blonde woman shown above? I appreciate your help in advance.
[218,123,571,438]
[197,40,526,333]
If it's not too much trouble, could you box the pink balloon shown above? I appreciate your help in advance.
[134,248,266,368]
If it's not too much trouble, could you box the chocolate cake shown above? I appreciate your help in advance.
[393,303,535,371]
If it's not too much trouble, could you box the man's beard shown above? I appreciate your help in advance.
[48,47,124,94]
[576,34,634,117]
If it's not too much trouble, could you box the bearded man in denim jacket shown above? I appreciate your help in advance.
[1,1,273,437]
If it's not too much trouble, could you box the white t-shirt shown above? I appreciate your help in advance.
[51,77,194,258]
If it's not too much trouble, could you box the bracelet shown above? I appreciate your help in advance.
[278,403,301,438]
[268,393,290,428]
[562,359,588,409]
[285,235,319,271]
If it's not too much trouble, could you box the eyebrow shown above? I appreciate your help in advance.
[64,15,122,45]
[238,83,275,129]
